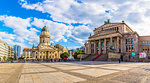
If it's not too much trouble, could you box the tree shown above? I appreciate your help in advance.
[3,56,6,61]
[18,56,24,60]
[8,56,13,60]
[60,52,70,59]
[74,49,84,59]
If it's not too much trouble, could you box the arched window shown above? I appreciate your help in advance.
[132,45,134,50]
[55,54,57,58]
[117,27,119,31]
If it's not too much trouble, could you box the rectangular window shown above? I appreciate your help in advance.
[132,45,134,50]
[92,44,94,47]
[128,39,130,44]
[97,43,99,47]
[126,46,128,52]
[145,41,147,46]
[131,39,133,44]
[117,27,119,31]
[143,41,145,46]
[126,39,128,44]
[106,42,109,46]
[101,42,104,47]
[129,45,131,50]
[148,41,149,46]
[112,40,114,45]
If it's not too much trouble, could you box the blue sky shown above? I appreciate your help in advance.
[0,0,150,50]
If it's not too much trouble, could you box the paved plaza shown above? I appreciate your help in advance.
[0,62,150,83]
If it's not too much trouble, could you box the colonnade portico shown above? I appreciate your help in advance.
[88,36,123,55]
[33,50,60,59]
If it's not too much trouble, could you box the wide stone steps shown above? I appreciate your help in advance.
[83,54,108,61]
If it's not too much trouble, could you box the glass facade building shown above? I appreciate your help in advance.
[13,45,21,59]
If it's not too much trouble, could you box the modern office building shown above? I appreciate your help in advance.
[0,39,9,61]
[13,45,21,59]
[8,46,15,58]
[85,20,150,61]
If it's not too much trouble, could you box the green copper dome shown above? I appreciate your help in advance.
[42,25,49,31]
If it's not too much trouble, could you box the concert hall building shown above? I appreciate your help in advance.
[85,20,150,61]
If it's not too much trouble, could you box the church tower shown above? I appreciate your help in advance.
[39,25,50,45]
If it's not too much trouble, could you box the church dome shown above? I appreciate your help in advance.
[42,25,49,32]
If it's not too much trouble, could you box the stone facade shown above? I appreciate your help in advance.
[31,26,68,59]
[23,48,32,59]
[85,20,150,61]
[139,36,150,59]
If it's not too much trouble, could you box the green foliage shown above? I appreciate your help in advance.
[18,56,24,60]
[8,56,13,60]
[3,56,6,61]
[60,52,70,59]
[74,49,84,59]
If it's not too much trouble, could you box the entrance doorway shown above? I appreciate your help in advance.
[120,55,123,61]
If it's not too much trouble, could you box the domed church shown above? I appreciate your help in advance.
[31,25,68,59]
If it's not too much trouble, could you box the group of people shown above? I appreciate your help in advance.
[10,58,75,63]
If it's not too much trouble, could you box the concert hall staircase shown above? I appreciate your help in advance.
[83,53,108,61]
[91,53,103,61]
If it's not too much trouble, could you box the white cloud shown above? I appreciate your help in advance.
[0,32,16,40]
[31,18,73,42]
[0,15,39,45]
[0,15,92,50]
[31,17,92,44]
[2,0,150,50]
[67,46,80,50]
[0,31,26,49]
[19,0,150,37]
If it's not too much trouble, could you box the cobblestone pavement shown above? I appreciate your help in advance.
[1,62,150,83]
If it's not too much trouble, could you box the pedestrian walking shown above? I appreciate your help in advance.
[118,58,121,63]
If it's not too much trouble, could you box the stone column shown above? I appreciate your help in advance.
[29,51,30,58]
[38,52,40,59]
[98,39,101,54]
[104,39,106,53]
[88,41,91,54]
[110,37,112,46]
[117,37,120,52]
[121,38,123,53]
[25,51,27,59]
[94,41,96,54]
